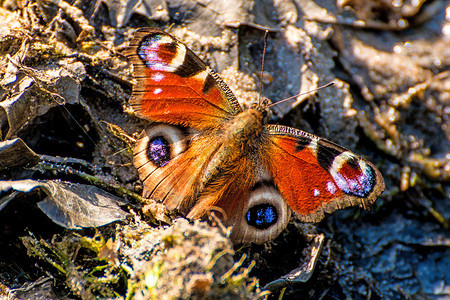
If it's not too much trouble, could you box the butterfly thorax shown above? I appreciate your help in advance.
[199,108,263,188]
[223,108,263,151]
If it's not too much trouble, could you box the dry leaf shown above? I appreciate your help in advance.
[0,180,128,228]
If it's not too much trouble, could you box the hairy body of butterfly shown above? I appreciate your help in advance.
[124,28,385,244]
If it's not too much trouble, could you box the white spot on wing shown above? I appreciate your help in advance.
[313,189,320,197]
[308,140,318,154]
[171,44,187,68]
[153,88,162,95]
[331,170,348,193]
[327,181,337,194]
[151,62,166,71]
[147,52,157,60]
[158,36,174,45]
[152,73,165,82]
[192,69,209,82]
[348,178,359,190]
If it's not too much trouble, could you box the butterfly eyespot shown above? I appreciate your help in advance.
[330,153,377,197]
[229,184,291,244]
[246,203,278,229]
[134,124,189,171]
[148,136,170,167]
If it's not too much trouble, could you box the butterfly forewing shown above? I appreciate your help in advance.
[262,125,385,222]
[124,28,242,130]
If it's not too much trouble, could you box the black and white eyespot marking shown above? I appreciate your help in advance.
[245,180,281,229]
[138,32,208,78]
[148,136,170,167]
[246,203,278,229]
[329,152,376,198]
[143,124,189,168]
[245,184,285,230]
[138,33,186,73]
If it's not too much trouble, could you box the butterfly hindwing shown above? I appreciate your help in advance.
[261,124,385,222]
[133,123,223,213]
[123,28,242,130]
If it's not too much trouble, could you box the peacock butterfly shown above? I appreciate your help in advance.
[123,28,385,244]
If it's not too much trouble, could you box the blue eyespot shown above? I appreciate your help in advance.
[246,204,278,229]
[148,136,170,167]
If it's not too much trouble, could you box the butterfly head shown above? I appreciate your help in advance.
[251,97,271,121]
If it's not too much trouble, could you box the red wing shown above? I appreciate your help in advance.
[123,28,242,129]
[262,125,385,222]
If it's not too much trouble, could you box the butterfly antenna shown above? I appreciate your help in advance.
[258,30,269,106]
[267,82,335,108]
